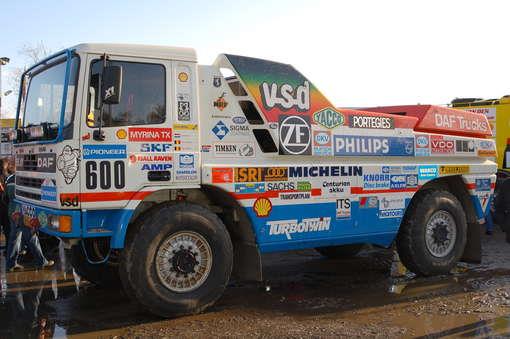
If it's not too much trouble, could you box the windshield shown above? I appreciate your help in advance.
[20,55,79,139]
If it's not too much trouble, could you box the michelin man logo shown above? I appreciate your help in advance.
[57,145,81,184]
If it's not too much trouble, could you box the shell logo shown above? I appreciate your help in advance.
[178,72,189,82]
[116,129,127,139]
[253,197,272,217]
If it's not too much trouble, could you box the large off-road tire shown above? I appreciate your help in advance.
[67,240,120,287]
[396,190,467,276]
[315,244,365,258]
[119,203,233,317]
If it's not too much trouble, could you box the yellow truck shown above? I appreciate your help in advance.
[451,97,510,232]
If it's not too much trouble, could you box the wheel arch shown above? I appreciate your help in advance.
[116,185,263,282]
[410,175,481,263]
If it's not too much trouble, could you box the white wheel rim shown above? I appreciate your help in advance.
[425,210,457,258]
[155,231,213,293]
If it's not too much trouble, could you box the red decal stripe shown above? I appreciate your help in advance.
[350,186,420,194]
[69,191,153,202]
[232,188,321,200]
[465,183,495,190]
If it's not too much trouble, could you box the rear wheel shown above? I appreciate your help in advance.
[315,244,365,258]
[397,190,467,276]
[119,203,233,317]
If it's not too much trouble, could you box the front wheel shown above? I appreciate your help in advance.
[396,190,467,276]
[119,203,233,317]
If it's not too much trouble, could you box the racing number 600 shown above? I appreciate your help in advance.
[85,160,125,189]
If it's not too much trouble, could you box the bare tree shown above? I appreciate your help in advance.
[8,41,52,96]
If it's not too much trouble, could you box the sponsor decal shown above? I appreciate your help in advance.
[57,146,81,184]
[379,196,405,210]
[212,120,229,140]
[267,217,331,240]
[260,81,310,112]
[313,107,344,129]
[279,192,311,200]
[363,173,390,190]
[297,181,312,191]
[235,183,265,194]
[402,165,418,173]
[83,144,126,159]
[333,135,414,156]
[478,193,491,212]
[433,111,489,133]
[174,154,197,180]
[336,198,351,219]
[279,115,311,155]
[140,143,172,153]
[312,130,332,156]
[177,101,191,121]
[418,165,438,180]
[201,145,212,153]
[439,165,470,175]
[213,76,222,88]
[179,154,195,168]
[174,123,198,130]
[288,166,363,178]
[322,181,350,196]
[253,197,272,217]
[430,135,455,154]
[129,154,172,163]
[116,129,127,139]
[178,72,189,82]
[229,124,250,136]
[267,182,295,191]
[349,115,394,129]
[128,128,172,142]
[477,140,497,157]
[141,163,172,171]
[455,139,475,153]
[379,209,404,219]
[475,178,491,191]
[232,116,247,124]
[213,93,228,111]
[235,167,288,182]
[40,178,57,202]
[390,175,407,189]
[173,130,195,152]
[415,134,430,156]
[212,168,233,183]
[406,174,418,188]
[37,211,48,227]
[60,194,79,207]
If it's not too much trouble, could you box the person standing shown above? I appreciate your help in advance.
[6,173,54,271]
[0,159,10,249]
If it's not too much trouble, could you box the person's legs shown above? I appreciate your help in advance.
[7,223,23,269]
[24,228,52,267]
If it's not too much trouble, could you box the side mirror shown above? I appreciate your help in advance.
[101,65,123,105]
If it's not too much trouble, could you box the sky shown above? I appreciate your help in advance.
[1,0,510,118]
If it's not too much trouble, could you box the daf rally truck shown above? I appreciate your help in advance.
[11,43,496,317]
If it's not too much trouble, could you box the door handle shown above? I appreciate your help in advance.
[148,171,171,181]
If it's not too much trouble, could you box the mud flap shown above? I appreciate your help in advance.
[232,242,263,281]
[461,222,482,263]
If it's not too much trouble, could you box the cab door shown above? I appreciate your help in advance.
[79,53,172,210]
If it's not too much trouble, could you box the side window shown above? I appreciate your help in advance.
[87,60,166,127]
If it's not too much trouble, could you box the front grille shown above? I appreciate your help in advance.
[15,189,41,201]
[16,176,44,189]
[18,154,37,171]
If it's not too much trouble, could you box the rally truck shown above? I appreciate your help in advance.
[10,43,496,317]
[449,97,510,233]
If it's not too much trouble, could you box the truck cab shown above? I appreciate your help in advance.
[12,43,497,317]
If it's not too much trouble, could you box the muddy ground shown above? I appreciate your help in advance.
[2,228,510,338]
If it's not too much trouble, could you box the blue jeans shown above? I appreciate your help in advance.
[7,221,48,269]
